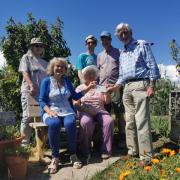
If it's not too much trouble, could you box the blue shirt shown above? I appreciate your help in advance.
[116,39,160,85]
[39,76,84,120]
[76,53,97,70]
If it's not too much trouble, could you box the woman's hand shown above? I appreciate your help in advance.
[47,110,58,117]
[84,81,97,93]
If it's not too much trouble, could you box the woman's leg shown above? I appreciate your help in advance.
[20,92,32,144]
[79,112,95,157]
[63,114,77,154]
[45,117,61,158]
[96,111,114,155]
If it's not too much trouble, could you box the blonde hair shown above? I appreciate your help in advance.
[47,57,68,75]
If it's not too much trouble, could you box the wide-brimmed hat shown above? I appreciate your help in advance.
[29,38,45,46]
[82,65,99,79]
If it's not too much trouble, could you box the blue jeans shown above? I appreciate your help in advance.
[45,114,76,158]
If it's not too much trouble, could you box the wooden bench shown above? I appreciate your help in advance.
[27,95,79,161]
[27,95,48,161]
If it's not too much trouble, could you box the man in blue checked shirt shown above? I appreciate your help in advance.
[108,23,160,166]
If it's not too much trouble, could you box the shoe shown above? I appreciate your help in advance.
[120,154,139,161]
[101,154,111,160]
[48,158,59,174]
[138,159,151,167]
[70,154,82,169]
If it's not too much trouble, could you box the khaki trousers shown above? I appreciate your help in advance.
[123,80,153,160]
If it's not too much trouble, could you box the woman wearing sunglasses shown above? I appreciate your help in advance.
[18,38,48,146]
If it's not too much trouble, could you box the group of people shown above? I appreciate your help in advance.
[18,22,160,174]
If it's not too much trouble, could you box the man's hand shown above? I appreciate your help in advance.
[106,84,120,93]
[147,87,154,98]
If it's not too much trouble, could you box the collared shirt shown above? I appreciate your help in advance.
[97,46,120,85]
[116,38,160,85]
[76,52,97,70]
[18,53,48,96]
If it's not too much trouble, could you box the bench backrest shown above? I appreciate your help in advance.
[0,111,15,126]
[27,95,41,118]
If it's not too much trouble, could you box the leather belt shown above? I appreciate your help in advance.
[125,78,149,83]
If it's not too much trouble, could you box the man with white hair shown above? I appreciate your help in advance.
[108,23,160,165]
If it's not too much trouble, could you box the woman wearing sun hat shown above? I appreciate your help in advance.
[18,37,48,146]
[74,65,114,160]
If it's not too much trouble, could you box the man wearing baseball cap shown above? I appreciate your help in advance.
[76,35,97,82]
[97,31,126,148]
[108,23,160,165]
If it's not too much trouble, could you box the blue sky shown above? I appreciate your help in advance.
[0,0,180,66]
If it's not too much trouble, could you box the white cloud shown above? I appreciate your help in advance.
[0,51,6,69]
[158,64,180,87]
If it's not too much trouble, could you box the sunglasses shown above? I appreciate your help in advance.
[34,44,44,48]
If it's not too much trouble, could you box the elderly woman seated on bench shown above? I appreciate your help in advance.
[39,57,96,174]
[74,65,114,160]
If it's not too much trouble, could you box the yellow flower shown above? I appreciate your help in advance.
[126,161,133,168]
[144,166,152,172]
[151,158,160,164]
[161,148,171,154]
[169,150,175,157]
[175,167,180,173]
[119,170,132,180]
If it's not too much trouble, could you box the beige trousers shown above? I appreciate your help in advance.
[123,80,153,160]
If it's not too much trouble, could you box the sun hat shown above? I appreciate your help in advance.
[82,65,99,79]
[29,38,44,46]
[100,31,111,38]
[85,35,98,45]
[114,23,132,35]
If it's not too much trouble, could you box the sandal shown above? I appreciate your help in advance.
[48,158,59,174]
[70,154,82,169]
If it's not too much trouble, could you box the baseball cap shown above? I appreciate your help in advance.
[100,31,111,38]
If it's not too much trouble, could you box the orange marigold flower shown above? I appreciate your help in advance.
[151,158,160,164]
[175,167,180,173]
[160,169,166,177]
[169,150,175,157]
[161,148,171,154]
[144,166,152,172]
[119,170,132,180]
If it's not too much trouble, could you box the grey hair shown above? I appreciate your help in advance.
[114,23,132,35]
[47,57,68,75]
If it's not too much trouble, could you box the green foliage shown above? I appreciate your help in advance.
[169,39,180,64]
[151,116,169,138]
[5,145,31,156]
[0,124,20,140]
[150,79,174,116]
[0,14,79,118]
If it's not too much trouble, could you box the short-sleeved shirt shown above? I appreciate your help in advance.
[76,84,105,114]
[97,47,120,85]
[18,53,48,96]
[76,53,97,70]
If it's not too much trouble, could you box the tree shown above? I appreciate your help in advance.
[169,39,180,65]
[0,13,79,118]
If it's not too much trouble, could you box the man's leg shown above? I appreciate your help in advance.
[123,85,139,156]
[132,82,153,160]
